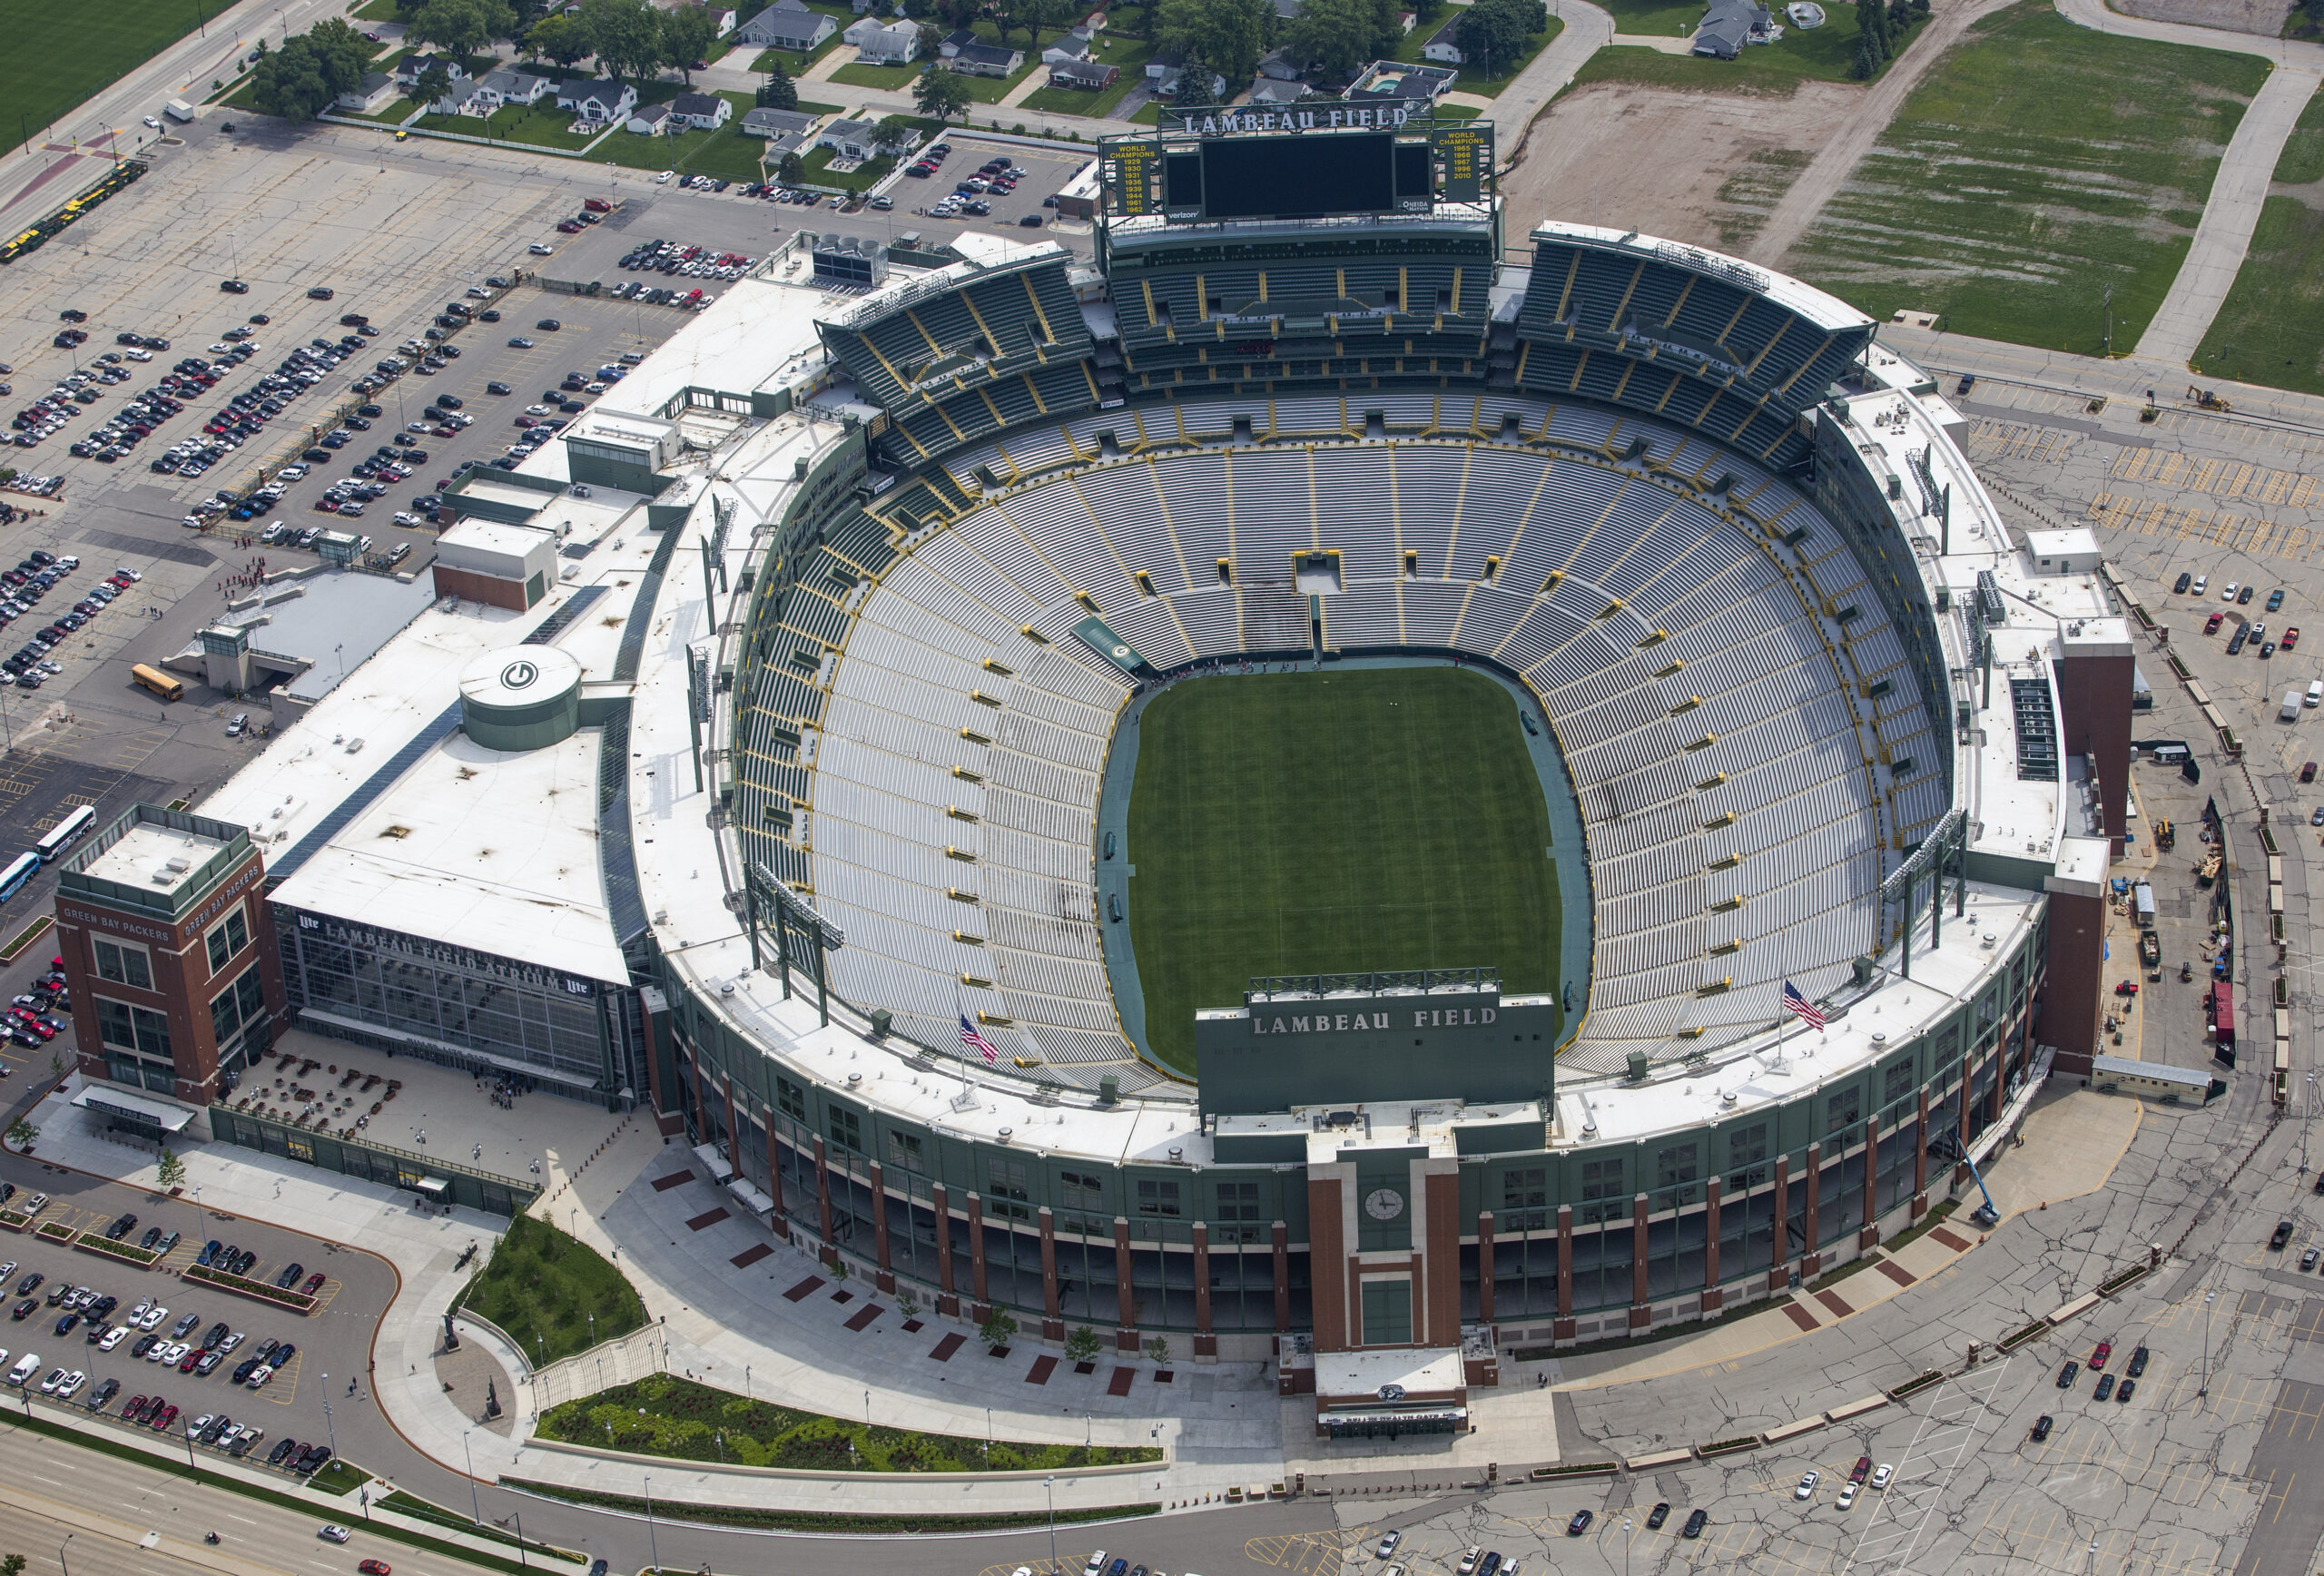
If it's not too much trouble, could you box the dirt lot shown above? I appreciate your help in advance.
[1500,81,1857,255]
[2112,0,2293,35]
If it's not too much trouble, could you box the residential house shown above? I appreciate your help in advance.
[948,40,1021,75]
[816,115,917,158]
[670,92,733,129]
[626,102,676,134]
[1691,0,1777,55]
[938,25,978,56]
[1149,59,1227,101]
[1272,0,1301,16]
[1345,58,1456,103]
[471,69,555,108]
[846,16,920,62]
[1040,33,1090,65]
[706,5,736,34]
[1049,58,1119,89]
[391,53,470,90]
[1256,48,1303,81]
[737,0,836,49]
[556,77,639,123]
[1397,9,1416,30]
[740,105,819,137]
[334,72,398,113]
[1421,14,1464,63]
[1246,74,1306,105]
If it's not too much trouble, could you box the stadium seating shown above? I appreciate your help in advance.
[737,385,1946,1087]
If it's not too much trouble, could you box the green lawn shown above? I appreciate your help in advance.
[3,0,244,147]
[1595,0,1711,34]
[458,1215,645,1364]
[1390,13,1563,95]
[350,0,402,17]
[596,90,762,173]
[1017,33,1153,117]
[1564,4,1919,95]
[1788,0,2269,354]
[537,1374,1165,1472]
[1128,98,1160,124]
[334,95,423,124]
[1127,666,1561,1073]
[2190,86,2324,396]
[748,0,855,73]
[418,99,606,151]
[955,57,1044,104]
[832,60,925,90]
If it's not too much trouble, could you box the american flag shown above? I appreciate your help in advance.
[1782,981,1827,1031]
[959,1013,999,1064]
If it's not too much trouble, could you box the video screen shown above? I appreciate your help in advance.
[1199,133,1394,219]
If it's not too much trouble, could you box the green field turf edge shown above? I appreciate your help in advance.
[1125,666,1561,1074]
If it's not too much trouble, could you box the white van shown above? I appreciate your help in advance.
[6,1353,39,1386]
[2307,680,2321,708]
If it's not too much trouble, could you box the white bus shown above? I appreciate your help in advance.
[34,804,95,864]
[0,852,38,903]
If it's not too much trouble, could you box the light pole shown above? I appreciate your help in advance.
[59,1533,72,1576]
[1045,1475,1057,1575]
[1623,1514,1633,1576]
[461,1427,482,1525]
[2200,1289,2218,1399]
[320,1384,337,1459]
[643,1473,660,1575]
[2305,1072,2316,1174]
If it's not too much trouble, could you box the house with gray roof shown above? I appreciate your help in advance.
[737,0,835,49]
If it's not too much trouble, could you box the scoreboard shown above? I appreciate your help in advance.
[1100,117,1495,224]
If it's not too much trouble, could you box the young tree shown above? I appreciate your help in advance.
[530,13,592,68]
[871,112,917,153]
[1063,1325,1104,1363]
[913,64,974,123]
[1143,1334,1171,1365]
[2,1554,26,1576]
[660,3,721,79]
[3,1118,35,1153]
[578,0,667,81]
[757,59,799,106]
[979,1308,1019,1352]
[252,18,375,123]
[1848,30,1877,75]
[1171,48,1213,105]
[155,1147,187,1192]
[1854,0,1890,66]
[776,148,806,182]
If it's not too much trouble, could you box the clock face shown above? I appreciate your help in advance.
[1364,1187,1404,1222]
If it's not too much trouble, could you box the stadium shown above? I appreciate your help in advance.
[64,111,2129,1435]
[612,113,2131,1427]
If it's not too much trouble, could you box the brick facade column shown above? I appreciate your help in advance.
[1859,1115,1880,1249]
[1113,1216,1137,1352]
[1628,1192,1651,1329]
[1987,1047,2007,1124]
[1701,1175,1724,1313]
[1271,1220,1291,1335]
[1553,1204,1575,1341]
[933,1182,959,1316]
[1911,1086,1930,1218]
[1038,1207,1062,1342]
[811,1135,836,1266]
[870,1159,894,1293]
[967,1190,990,1321]
[1766,1152,1791,1293]
[1192,1222,1216,1358]
[1476,1209,1496,1329]
[1956,1047,1975,1179]
[1801,1141,1823,1278]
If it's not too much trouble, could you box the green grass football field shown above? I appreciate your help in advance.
[1126,666,1561,1074]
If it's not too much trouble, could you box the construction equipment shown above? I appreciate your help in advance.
[2153,816,2174,851]
[2188,384,2232,412]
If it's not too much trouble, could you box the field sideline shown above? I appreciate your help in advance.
[1,0,217,155]
[1125,665,1562,1074]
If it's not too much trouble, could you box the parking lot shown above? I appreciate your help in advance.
[889,135,1095,237]
[0,1157,399,1483]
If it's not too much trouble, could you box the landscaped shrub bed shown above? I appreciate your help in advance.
[536,1374,1163,1473]
[457,1216,644,1364]
[184,1263,317,1312]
